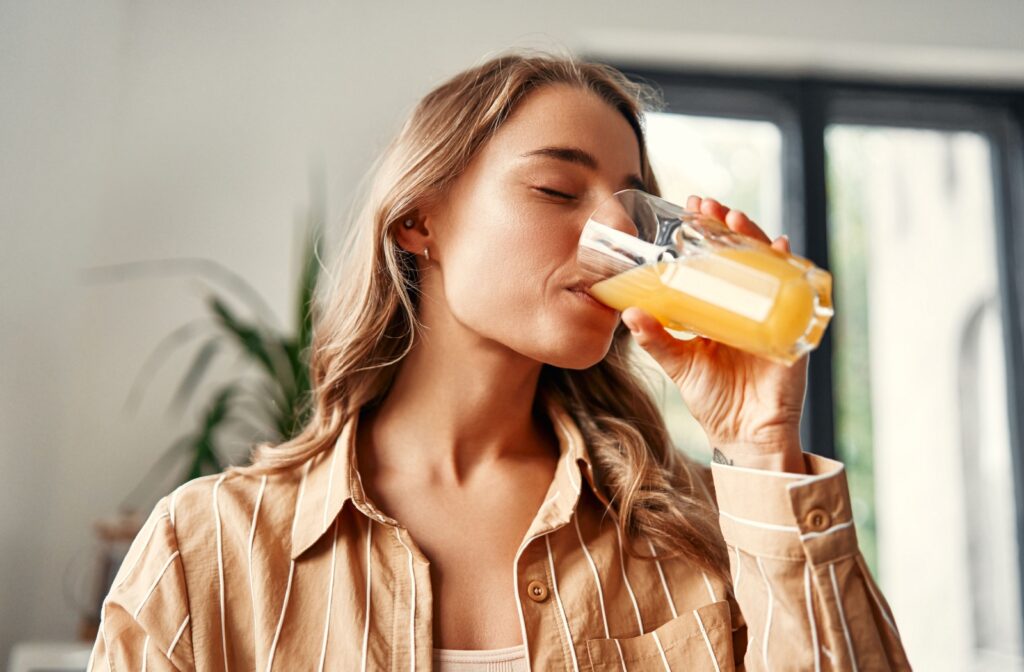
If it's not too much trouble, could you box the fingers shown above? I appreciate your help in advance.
[687,194,772,245]
[725,210,772,245]
[699,197,730,225]
[771,235,791,253]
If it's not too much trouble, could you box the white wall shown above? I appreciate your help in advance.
[1,0,128,661]
[3,0,1024,665]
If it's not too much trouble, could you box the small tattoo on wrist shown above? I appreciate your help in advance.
[712,448,734,466]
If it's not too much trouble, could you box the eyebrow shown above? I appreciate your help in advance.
[520,146,646,191]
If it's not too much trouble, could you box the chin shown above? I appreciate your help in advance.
[542,335,616,370]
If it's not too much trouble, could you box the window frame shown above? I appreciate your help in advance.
[616,65,1024,644]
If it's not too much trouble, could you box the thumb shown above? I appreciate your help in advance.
[621,307,696,380]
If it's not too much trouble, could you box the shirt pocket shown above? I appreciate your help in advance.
[585,599,736,672]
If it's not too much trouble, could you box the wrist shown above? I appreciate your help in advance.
[710,430,805,474]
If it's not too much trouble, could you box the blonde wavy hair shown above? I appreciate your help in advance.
[247,49,729,582]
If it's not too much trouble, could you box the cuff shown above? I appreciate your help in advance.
[710,452,858,563]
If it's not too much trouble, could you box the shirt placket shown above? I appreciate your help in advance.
[350,491,428,672]
[515,532,576,672]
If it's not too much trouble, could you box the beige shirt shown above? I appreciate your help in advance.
[87,394,910,671]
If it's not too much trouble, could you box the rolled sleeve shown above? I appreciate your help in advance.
[709,453,911,671]
[711,453,857,563]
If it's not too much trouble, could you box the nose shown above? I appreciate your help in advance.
[588,191,640,239]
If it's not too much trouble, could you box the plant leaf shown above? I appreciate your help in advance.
[122,317,213,416]
[118,435,195,513]
[208,296,297,400]
[182,385,237,480]
[169,336,223,415]
[296,225,322,366]
[208,297,277,373]
[81,257,283,330]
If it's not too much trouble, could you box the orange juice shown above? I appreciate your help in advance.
[588,247,833,365]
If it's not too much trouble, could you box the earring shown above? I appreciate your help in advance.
[403,218,414,228]
[424,247,430,261]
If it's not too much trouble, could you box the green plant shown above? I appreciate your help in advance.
[85,205,324,513]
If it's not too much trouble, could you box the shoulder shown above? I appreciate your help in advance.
[96,467,308,667]
[165,468,304,548]
[100,493,195,667]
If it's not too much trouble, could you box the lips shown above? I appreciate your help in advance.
[567,280,595,292]
[566,284,618,315]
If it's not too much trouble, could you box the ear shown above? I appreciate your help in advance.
[391,212,430,255]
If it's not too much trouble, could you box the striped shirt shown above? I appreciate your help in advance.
[87,394,910,671]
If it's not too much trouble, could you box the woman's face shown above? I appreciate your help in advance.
[421,84,644,369]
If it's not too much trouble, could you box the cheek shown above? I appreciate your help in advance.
[443,225,556,326]
[441,235,619,368]
[437,189,615,364]
[443,193,569,309]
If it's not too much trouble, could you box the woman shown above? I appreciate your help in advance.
[89,51,910,671]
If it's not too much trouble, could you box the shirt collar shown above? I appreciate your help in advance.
[290,391,606,560]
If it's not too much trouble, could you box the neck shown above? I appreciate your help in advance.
[361,303,556,486]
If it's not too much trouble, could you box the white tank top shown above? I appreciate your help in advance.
[432,644,529,672]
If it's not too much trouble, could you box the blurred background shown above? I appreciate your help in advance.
[3,1,1024,670]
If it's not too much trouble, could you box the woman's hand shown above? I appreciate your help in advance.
[620,196,809,474]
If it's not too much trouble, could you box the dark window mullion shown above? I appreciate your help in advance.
[794,81,836,460]
[991,97,1024,650]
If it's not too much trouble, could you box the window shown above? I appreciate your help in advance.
[618,66,1024,671]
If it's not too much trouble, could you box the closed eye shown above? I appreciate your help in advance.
[534,187,577,200]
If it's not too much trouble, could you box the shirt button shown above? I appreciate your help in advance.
[804,508,831,532]
[526,580,549,603]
